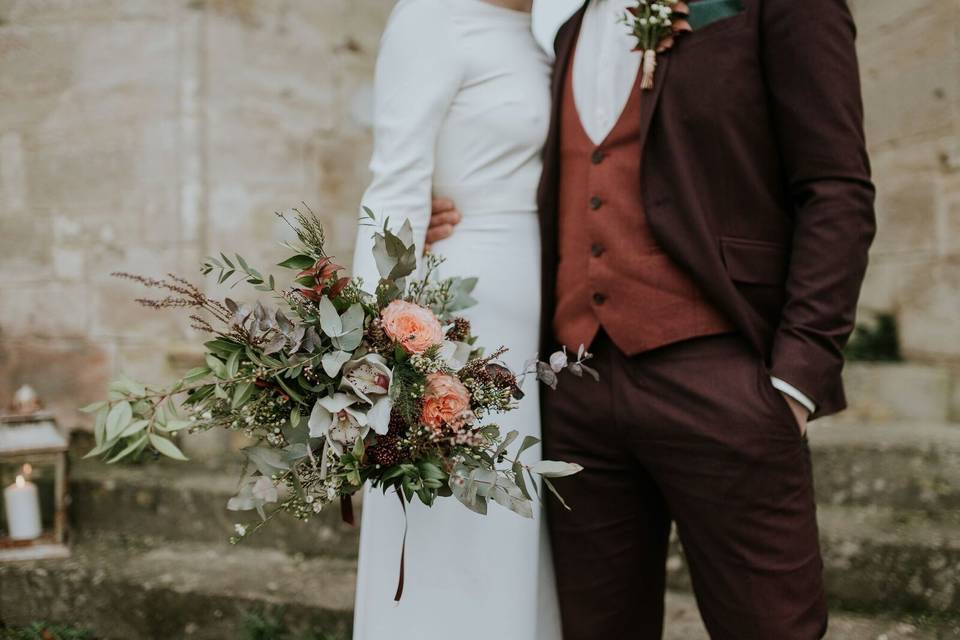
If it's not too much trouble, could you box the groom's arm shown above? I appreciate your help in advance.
[761,0,877,419]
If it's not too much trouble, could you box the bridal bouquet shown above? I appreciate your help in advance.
[83,208,589,541]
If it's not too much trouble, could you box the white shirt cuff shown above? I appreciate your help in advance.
[770,377,817,414]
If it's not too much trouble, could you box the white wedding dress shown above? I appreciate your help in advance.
[348,1,558,639]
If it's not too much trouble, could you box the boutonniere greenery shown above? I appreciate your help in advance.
[621,0,691,90]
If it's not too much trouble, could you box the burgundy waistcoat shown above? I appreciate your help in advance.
[553,49,733,355]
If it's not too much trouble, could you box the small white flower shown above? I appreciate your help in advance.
[312,502,323,514]
[234,524,247,536]
[549,350,569,373]
[305,495,314,504]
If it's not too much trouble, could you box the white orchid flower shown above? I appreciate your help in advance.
[340,354,392,403]
[308,392,370,454]
[339,354,394,435]
[251,476,279,503]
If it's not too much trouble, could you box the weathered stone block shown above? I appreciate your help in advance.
[0,283,91,338]
[899,260,960,361]
[0,337,111,429]
[839,362,953,422]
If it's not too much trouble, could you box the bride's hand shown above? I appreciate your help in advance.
[426,197,462,252]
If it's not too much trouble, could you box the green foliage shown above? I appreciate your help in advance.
[202,252,275,292]
[0,622,95,640]
[86,205,583,540]
[845,313,902,362]
[241,608,348,640]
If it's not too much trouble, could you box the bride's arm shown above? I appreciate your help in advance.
[350,0,463,287]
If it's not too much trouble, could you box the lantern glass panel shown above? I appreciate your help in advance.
[0,415,70,560]
[0,455,59,538]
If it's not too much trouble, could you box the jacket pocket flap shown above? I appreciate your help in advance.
[721,237,788,285]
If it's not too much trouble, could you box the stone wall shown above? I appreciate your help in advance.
[851,0,960,363]
[0,0,957,427]
[0,0,391,427]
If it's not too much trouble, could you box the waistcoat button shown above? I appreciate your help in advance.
[589,196,602,210]
[591,243,605,257]
[591,150,605,165]
[592,293,607,305]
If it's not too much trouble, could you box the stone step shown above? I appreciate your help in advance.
[0,536,356,640]
[838,362,958,424]
[809,421,960,513]
[70,423,960,556]
[2,536,955,640]
[667,505,960,615]
[68,455,359,559]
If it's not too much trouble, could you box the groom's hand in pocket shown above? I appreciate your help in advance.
[780,392,810,436]
[426,197,462,251]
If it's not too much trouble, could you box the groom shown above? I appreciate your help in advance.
[429,0,875,637]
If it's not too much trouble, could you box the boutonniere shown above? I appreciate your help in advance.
[621,0,692,90]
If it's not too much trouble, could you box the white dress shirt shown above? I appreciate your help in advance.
[571,0,816,414]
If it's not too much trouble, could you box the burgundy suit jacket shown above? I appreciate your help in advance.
[537,0,877,419]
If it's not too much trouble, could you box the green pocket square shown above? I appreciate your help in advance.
[687,0,745,30]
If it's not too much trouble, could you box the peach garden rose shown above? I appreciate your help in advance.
[421,373,474,433]
[380,299,444,354]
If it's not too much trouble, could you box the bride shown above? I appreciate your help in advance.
[348,0,559,638]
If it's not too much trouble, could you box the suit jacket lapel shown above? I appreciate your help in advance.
[538,4,587,225]
[637,53,671,156]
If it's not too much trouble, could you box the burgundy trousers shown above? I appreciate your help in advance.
[543,332,828,640]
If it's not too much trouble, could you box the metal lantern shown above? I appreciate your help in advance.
[0,412,70,561]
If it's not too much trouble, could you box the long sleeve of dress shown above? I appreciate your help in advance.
[350,0,464,289]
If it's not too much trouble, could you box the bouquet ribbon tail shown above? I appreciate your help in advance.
[340,495,355,526]
[394,490,408,602]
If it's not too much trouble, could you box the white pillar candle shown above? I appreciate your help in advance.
[4,474,43,540]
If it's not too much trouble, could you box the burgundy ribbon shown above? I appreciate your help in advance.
[340,495,355,526]
[394,490,408,602]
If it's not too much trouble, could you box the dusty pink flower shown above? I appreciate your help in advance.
[380,300,443,354]
[421,373,473,433]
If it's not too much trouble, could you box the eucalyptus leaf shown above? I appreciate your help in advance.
[333,327,363,352]
[94,407,108,445]
[161,419,194,433]
[148,434,189,461]
[317,296,343,337]
[492,482,533,518]
[107,434,148,464]
[449,468,488,516]
[245,446,290,477]
[109,375,146,397]
[542,477,571,511]
[232,381,255,409]
[513,461,531,500]
[206,354,227,379]
[118,419,149,438]
[183,366,211,383]
[515,435,541,460]
[321,350,351,377]
[80,401,107,414]
[105,402,133,441]
[531,460,584,478]
[341,303,365,333]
